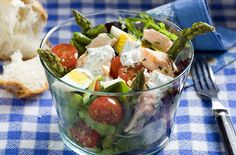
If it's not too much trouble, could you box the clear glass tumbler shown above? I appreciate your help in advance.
[40,10,194,155]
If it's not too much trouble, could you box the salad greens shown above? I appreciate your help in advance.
[122,12,178,40]
[99,136,143,155]
[101,135,117,149]
[63,93,83,124]
[78,107,116,136]
[103,80,130,94]
[83,75,103,103]
[82,79,130,106]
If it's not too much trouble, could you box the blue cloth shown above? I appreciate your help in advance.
[0,0,236,155]
[149,0,236,51]
[148,0,236,87]
[174,0,236,51]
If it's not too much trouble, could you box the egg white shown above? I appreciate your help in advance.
[61,68,94,89]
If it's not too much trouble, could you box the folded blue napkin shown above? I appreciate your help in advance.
[147,0,236,87]
[147,0,236,51]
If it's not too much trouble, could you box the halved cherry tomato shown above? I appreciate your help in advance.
[52,43,78,69]
[70,121,100,148]
[118,64,143,82]
[88,96,123,125]
[110,56,122,79]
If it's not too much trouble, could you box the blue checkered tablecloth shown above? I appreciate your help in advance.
[0,0,236,154]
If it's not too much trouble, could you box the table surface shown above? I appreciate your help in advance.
[0,0,236,154]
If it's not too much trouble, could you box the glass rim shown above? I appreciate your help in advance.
[40,9,194,96]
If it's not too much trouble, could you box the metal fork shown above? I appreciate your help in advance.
[191,56,236,155]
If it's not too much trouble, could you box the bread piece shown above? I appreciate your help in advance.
[0,0,47,60]
[0,51,49,98]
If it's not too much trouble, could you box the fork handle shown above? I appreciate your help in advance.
[214,110,236,155]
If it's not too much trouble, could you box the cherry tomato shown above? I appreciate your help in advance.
[118,64,143,82]
[51,43,78,69]
[88,96,123,125]
[110,56,122,79]
[69,121,100,148]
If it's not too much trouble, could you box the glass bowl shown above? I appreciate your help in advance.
[40,10,194,155]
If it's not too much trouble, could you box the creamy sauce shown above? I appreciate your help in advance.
[81,45,115,77]
[146,70,174,89]
[120,41,142,67]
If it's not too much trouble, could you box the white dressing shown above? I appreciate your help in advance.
[120,41,143,67]
[80,45,115,77]
[146,70,174,89]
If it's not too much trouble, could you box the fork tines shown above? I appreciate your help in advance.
[191,57,219,92]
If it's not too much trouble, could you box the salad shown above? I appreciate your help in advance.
[38,10,214,154]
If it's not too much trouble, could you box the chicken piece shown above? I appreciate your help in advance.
[143,29,173,52]
[76,52,88,67]
[86,33,117,48]
[124,93,156,134]
[141,48,177,77]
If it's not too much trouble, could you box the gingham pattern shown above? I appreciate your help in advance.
[0,0,236,154]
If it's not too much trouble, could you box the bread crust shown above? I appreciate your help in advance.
[0,80,49,98]
[0,54,36,61]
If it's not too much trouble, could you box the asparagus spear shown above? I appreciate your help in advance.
[85,24,107,38]
[70,38,86,56]
[72,9,92,32]
[70,32,91,56]
[37,48,69,77]
[72,9,106,38]
[73,32,91,45]
[168,22,215,59]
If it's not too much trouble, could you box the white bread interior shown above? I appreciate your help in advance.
[0,0,48,60]
[0,51,49,98]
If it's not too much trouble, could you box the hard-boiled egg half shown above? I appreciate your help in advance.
[110,26,136,54]
[61,68,94,89]
[110,26,142,67]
